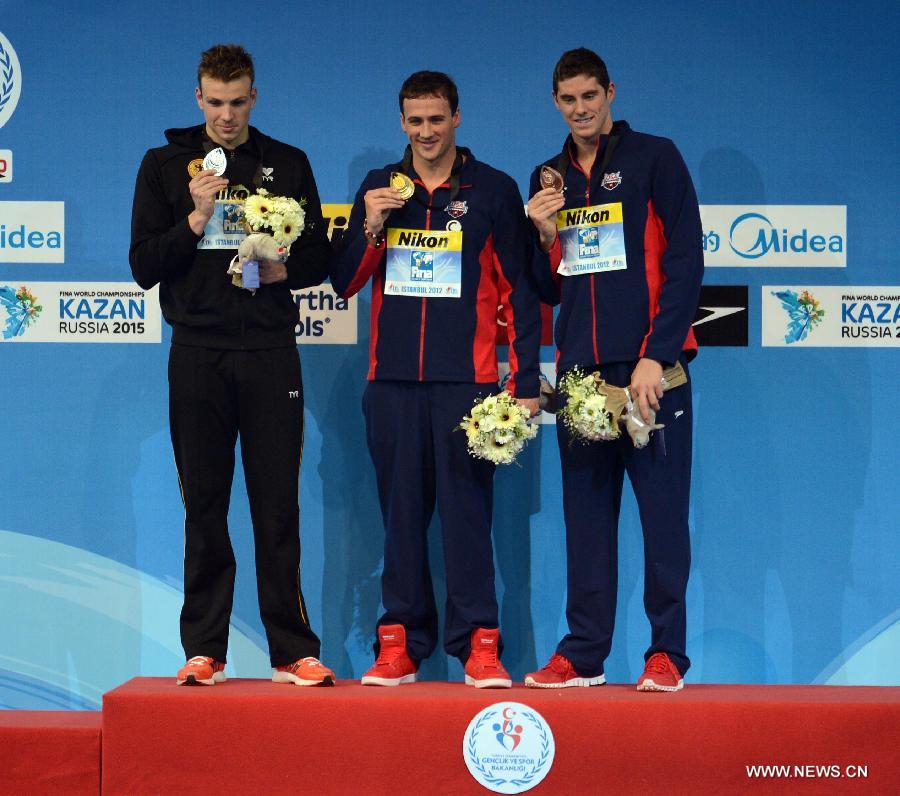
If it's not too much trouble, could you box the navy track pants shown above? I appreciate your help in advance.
[556,358,693,677]
[363,380,501,663]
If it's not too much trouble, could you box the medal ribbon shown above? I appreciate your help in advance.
[554,134,620,190]
[399,145,465,205]
[201,134,265,190]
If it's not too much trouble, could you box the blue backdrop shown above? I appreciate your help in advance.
[0,0,897,709]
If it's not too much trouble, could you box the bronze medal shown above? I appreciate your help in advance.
[390,171,415,200]
[540,165,565,193]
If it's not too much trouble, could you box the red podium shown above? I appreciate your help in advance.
[0,710,101,795]
[101,678,900,794]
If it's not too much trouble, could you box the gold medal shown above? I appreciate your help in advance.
[390,171,415,200]
[540,165,565,193]
[187,158,204,178]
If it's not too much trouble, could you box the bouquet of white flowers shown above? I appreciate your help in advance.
[557,367,621,442]
[243,188,305,246]
[228,189,306,291]
[458,392,538,465]
[558,362,687,448]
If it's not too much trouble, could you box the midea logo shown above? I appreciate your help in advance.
[729,212,844,259]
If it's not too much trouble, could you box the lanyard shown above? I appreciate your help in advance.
[399,145,464,206]
[202,136,264,190]
[555,134,619,193]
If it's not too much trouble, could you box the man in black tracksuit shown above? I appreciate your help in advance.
[331,72,541,688]
[130,44,335,687]
[524,49,703,692]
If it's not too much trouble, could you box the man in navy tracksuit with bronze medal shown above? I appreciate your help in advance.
[525,48,703,691]
[130,44,335,687]
[331,71,541,688]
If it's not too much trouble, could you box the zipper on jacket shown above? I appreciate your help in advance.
[569,146,601,365]
[586,183,599,365]
[419,202,432,381]
[413,174,454,382]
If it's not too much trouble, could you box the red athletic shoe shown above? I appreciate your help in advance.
[361,624,417,686]
[464,628,511,688]
[176,656,226,686]
[524,653,605,688]
[636,653,684,692]
[273,657,335,686]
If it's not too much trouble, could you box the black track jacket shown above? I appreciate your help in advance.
[130,124,330,349]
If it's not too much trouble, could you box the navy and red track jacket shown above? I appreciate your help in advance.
[530,121,703,373]
[331,148,540,397]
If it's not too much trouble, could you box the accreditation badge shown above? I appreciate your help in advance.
[557,202,628,276]
[197,184,251,250]
[384,228,463,298]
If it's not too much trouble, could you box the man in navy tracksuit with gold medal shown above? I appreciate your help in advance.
[525,49,703,691]
[331,71,541,688]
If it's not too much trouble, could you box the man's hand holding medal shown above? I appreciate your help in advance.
[527,165,566,252]
[187,147,229,236]
[362,172,415,246]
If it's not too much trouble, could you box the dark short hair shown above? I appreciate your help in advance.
[399,71,459,115]
[553,48,610,93]
[198,44,255,87]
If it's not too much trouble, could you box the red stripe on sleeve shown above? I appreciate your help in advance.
[492,241,521,395]
[344,244,384,299]
[639,199,667,358]
[683,324,699,353]
[548,234,563,289]
[367,271,384,380]
[473,234,501,386]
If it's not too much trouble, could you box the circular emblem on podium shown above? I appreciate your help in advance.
[462,702,555,793]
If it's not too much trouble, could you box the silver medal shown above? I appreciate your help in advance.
[202,147,227,176]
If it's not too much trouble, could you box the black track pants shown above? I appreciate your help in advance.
[168,344,320,667]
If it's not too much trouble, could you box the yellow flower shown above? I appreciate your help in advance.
[244,194,269,230]
[493,404,519,430]
[275,210,303,246]
[461,417,482,442]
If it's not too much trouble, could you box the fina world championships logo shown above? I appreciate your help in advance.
[771,288,825,344]
[0,285,41,339]
[463,702,555,793]
[0,32,22,129]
